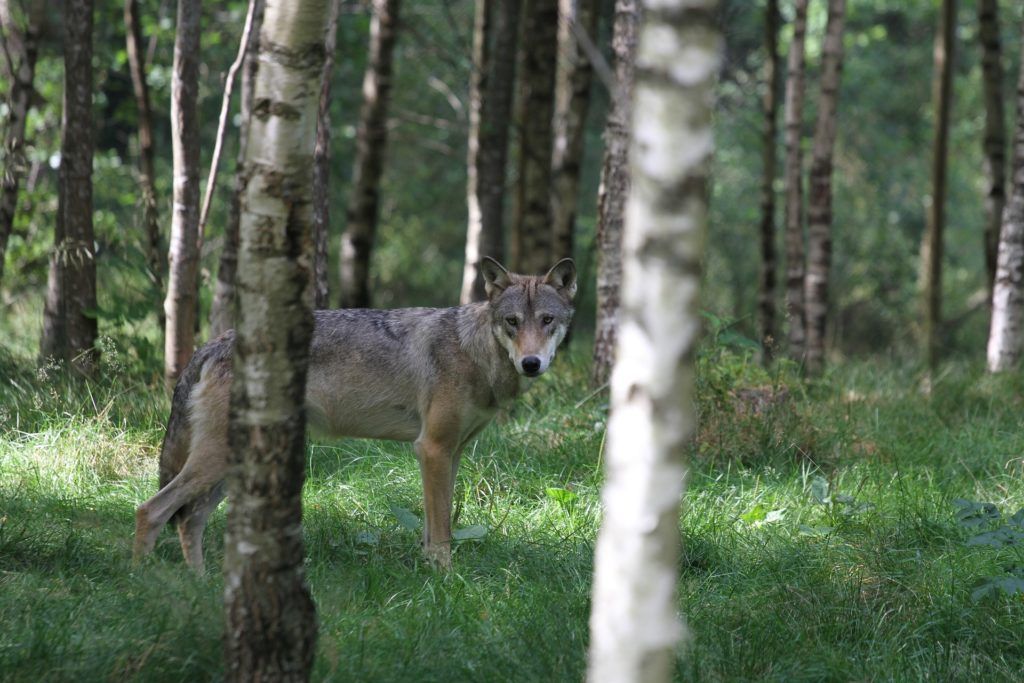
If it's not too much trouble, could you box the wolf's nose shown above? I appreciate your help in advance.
[522,356,541,375]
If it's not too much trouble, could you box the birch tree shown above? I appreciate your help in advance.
[783,0,809,362]
[986,30,1024,373]
[39,0,97,374]
[803,0,846,375]
[587,0,720,680]
[758,0,781,357]
[978,0,1006,292]
[339,0,401,309]
[0,0,44,287]
[590,0,638,388]
[163,0,201,386]
[313,0,342,309]
[223,0,330,678]
[460,0,520,304]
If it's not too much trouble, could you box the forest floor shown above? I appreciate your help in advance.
[1,325,1024,681]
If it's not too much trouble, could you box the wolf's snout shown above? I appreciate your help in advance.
[521,356,542,376]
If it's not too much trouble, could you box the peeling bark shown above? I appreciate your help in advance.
[222,0,329,679]
[758,0,781,358]
[590,0,637,388]
[587,1,720,680]
[979,0,1006,293]
[783,0,809,362]
[313,0,342,309]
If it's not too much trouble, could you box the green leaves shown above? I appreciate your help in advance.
[389,504,488,543]
[389,504,421,532]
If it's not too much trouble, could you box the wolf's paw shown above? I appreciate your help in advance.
[423,542,452,570]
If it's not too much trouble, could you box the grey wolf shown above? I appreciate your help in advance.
[133,257,576,571]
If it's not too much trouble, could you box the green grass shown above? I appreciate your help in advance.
[2,339,1024,682]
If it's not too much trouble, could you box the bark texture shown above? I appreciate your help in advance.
[39,0,97,374]
[783,0,809,362]
[339,0,401,309]
[758,0,781,357]
[0,0,44,287]
[510,0,559,275]
[921,0,955,371]
[979,0,1006,292]
[587,2,719,680]
[986,32,1024,373]
[125,0,163,308]
[803,0,846,375]
[589,0,638,388]
[460,0,521,304]
[163,0,201,387]
[210,0,265,337]
[313,0,342,309]
[222,1,329,679]
[550,0,599,262]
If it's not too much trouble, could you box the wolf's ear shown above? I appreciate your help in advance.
[544,258,577,300]
[481,257,512,299]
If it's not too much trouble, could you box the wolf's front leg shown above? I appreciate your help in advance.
[413,433,459,570]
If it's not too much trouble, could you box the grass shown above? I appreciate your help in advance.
[1,335,1024,682]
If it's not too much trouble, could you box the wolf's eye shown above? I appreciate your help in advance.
[505,316,518,327]
[542,315,554,325]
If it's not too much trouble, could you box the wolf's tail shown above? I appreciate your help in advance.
[157,349,207,506]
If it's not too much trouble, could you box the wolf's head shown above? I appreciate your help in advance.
[481,257,577,378]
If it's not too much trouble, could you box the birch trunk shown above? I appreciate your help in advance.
[339,0,401,309]
[0,0,44,287]
[210,0,264,337]
[921,0,955,371]
[460,0,520,304]
[979,0,1006,293]
[590,0,637,388]
[803,0,846,375]
[758,0,781,358]
[986,31,1024,373]
[783,0,809,362]
[163,0,201,387]
[313,0,342,309]
[510,0,558,275]
[550,0,599,261]
[222,0,329,678]
[587,0,720,680]
[39,0,97,374]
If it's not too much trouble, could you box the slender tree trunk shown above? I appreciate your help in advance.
[125,0,163,317]
[587,1,719,680]
[803,0,846,375]
[921,0,956,372]
[986,31,1024,372]
[783,0,810,363]
[550,0,599,261]
[210,0,264,337]
[0,0,44,287]
[460,0,521,304]
[510,0,559,275]
[222,0,329,679]
[339,0,401,309]
[979,0,1006,293]
[590,0,638,388]
[313,0,342,310]
[39,0,96,374]
[163,0,201,387]
[758,0,781,358]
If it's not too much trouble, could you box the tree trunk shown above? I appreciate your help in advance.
[339,0,401,309]
[783,0,809,362]
[803,0,846,375]
[986,31,1024,373]
[510,0,558,275]
[39,0,97,374]
[758,0,781,358]
[460,0,520,304]
[587,1,719,680]
[163,0,201,387]
[590,0,638,388]
[0,0,44,287]
[222,0,329,679]
[313,0,342,310]
[550,0,599,262]
[125,0,163,318]
[979,0,1006,294]
[921,0,955,372]
[210,0,264,338]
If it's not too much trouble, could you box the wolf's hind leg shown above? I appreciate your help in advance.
[177,481,226,573]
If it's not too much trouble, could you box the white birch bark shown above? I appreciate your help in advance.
[587,1,721,681]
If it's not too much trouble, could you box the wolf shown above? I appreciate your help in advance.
[133,257,576,572]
